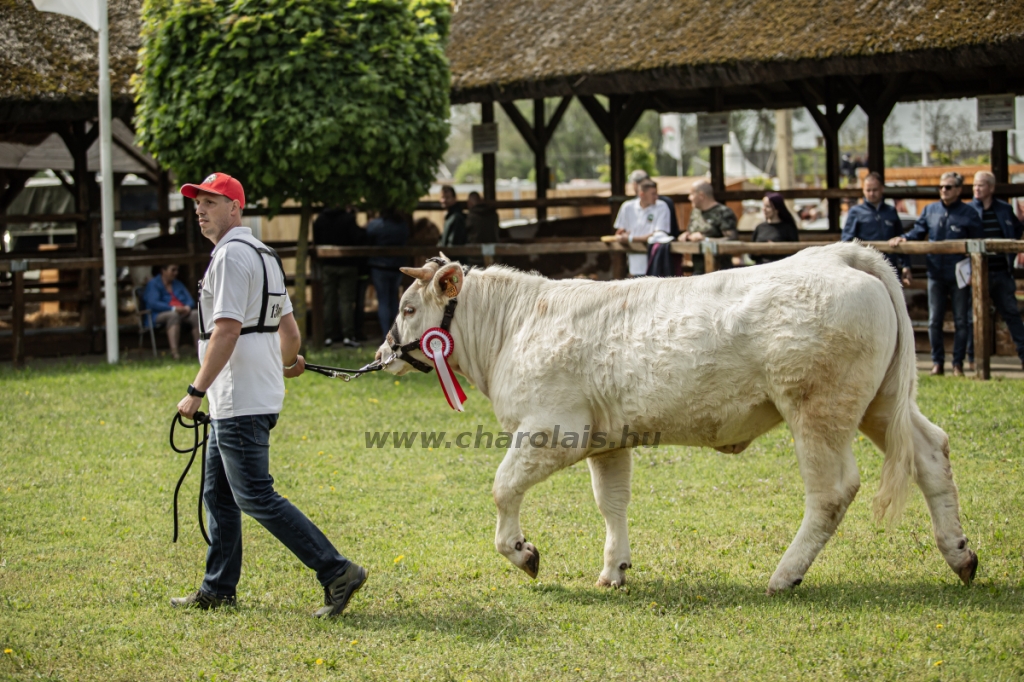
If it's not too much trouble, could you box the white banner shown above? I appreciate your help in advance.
[659,113,682,161]
[31,0,100,30]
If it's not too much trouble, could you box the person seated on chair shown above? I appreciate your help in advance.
[143,264,200,359]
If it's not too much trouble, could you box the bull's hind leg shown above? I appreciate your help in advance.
[859,404,978,584]
[587,448,633,587]
[768,424,862,595]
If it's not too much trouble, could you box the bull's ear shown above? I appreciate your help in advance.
[434,263,464,299]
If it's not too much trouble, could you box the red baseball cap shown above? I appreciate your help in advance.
[180,172,245,207]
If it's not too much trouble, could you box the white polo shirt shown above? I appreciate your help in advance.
[198,226,293,419]
[613,198,671,275]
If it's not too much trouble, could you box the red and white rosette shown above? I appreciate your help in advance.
[419,327,467,412]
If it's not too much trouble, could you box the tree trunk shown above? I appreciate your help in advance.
[293,203,312,349]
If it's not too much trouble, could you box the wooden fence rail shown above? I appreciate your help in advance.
[5,239,1023,379]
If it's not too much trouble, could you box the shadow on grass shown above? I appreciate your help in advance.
[527,574,1024,615]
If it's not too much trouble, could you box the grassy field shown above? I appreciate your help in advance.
[2,350,1023,681]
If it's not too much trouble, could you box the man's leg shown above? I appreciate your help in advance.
[370,269,393,337]
[321,265,343,342]
[215,415,351,588]
[338,267,358,341]
[187,309,200,349]
[989,270,1024,362]
[951,280,972,368]
[198,422,245,598]
[157,310,182,359]
[927,278,948,368]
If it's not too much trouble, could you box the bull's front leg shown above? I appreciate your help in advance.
[587,448,633,587]
[492,424,583,579]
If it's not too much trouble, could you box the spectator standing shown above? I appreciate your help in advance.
[312,206,364,348]
[438,186,467,247]
[465,191,500,244]
[630,169,680,237]
[678,180,738,274]
[971,171,1024,369]
[750,193,799,264]
[890,171,983,376]
[143,264,200,359]
[367,208,410,336]
[612,178,671,276]
[842,172,908,277]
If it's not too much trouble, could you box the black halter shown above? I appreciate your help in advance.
[387,297,458,373]
[387,258,471,374]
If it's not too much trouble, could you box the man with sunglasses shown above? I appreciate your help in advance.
[890,172,982,377]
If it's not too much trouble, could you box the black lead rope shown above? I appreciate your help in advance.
[169,411,212,546]
[303,360,387,381]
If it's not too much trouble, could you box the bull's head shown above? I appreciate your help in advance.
[375,255,465,375]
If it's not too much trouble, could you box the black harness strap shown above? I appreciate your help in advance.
[388,297,459,374]
[198,239,287,341]
[169,411,212,546]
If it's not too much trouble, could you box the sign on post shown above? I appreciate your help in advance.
[977,95,1016,132]
[472,123,499,154]
[697,113,729,147]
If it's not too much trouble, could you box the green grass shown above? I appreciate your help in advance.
[2,351,1023,681]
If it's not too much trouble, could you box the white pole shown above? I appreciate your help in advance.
[920,101,929,167]
[97,0,118,363]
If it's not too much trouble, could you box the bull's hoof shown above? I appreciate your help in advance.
[957,550,978,585]
[522,545,540,579]
[766,576,803,596]
[595,575,626,588]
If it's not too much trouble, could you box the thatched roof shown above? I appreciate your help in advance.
[0,0,140,122]
[448,0,1024,103]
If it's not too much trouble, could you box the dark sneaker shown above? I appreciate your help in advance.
[952,364,965,377]
[930,364,944,376]
[313,563,368,618]
[342,338,360,348]
[170,590,236,610]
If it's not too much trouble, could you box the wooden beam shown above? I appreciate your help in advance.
[481,101,496,202]
[11,269,25,367]
[577,95,612,142]
[971,250,991,379]
[499,101,540,152]
[545,96,573,141]
[992,130,1009,184]
[534,98,548,222]
[111,135,159,184]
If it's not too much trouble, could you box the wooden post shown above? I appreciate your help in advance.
[609,95,627,198]
[709,146,725,195]
[992,130,1009,184]
[481,101,496,202]
[867,111,886,183]
[792,79,853,233]
[703,242,718,274]
[157,169,170,236]
[534,99,547,223]
[310,248,324,349]
[11,266,25,367]
[971,250,991,380]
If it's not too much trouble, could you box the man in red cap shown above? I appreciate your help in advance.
[172,172,367,617]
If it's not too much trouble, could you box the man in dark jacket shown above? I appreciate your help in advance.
[842,172,908,277]
[890,172,983,376]
[971,170,1024,369]
[313,206,365,347]
[465,191,499,244]
[367,209,409,336]
[438,186,467,247]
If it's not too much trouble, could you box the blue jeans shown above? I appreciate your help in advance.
[371,268,403,337]
[201,414,349,597]
[928,277,972,367]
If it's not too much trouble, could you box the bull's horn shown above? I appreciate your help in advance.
[400,260,441,281]
[438,251,451,263]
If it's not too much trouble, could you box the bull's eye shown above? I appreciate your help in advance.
[403,306,416,316]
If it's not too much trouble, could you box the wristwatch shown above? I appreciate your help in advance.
[187,384,206,398]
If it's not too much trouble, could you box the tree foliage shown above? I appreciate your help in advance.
[134,0,451,212]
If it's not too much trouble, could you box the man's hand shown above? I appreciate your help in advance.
[888,236,907,247]
[178,394,202,419]
[901,267,913,287]
[284,354,306,379]
[687,231,705,242]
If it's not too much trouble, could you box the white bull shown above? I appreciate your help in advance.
[378,242,978,593]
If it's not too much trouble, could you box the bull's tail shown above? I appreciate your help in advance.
[823,242,918,524]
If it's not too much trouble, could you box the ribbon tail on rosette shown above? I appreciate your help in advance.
[420,327,467,412]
